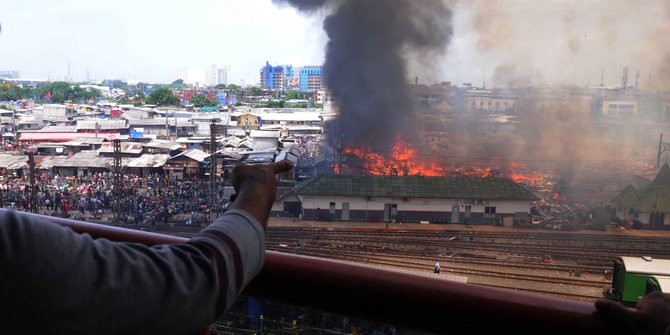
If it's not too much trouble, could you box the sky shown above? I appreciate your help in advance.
[0,0,329,85]
[2,1,669,88]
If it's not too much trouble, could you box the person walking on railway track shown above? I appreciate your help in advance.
[434,261,441,274]
[0,161,293,334]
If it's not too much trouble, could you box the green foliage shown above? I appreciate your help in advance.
[116,96,131,105]
[0,85,32,101]
[145,87,179,106]
[265,100,285,108]
[22,82,101,103]
[107,79,129,91]
[190,94,219,107]
[247,86,262,96]
[131,91,145,105]
[171,79,187,90]
[284,90,313,100]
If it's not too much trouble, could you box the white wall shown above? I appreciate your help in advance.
[298,195,531,214]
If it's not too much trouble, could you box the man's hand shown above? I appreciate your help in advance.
[228,161,294,229]
[595,292,670,335]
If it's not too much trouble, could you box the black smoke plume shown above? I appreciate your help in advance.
[274,0,453,151]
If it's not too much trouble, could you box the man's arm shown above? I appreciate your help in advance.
[0,161,293,335]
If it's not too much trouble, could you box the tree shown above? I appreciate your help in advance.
[131,92,145,106]
[247,86,262,96]
[190,94,219,107]
[145,87,180,106]
[171,79,186,89]
[265,100,285,108]
[285,90,310,100]
[0,85,31,101]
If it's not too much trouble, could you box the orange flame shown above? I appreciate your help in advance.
[341,138,550,187]
[344,138,444,176]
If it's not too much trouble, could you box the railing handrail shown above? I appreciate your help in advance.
[6,210,625,335]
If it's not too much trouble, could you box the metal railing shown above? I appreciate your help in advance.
[6,210,627,335]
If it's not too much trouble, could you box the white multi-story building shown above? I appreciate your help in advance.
[177,65,228,87]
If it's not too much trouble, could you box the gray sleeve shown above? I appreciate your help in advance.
[0,209,265,335]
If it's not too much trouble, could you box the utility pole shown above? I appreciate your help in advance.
[112,139,123,225]
[27,152,37,213]
[209,120,218,221]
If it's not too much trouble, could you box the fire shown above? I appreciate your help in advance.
[344,139,443,176]
[341,138,550,187]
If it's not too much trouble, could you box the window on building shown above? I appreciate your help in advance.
[485,206,496,214]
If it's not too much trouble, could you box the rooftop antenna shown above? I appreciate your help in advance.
[600,67,604,86]
[621,67,629,92]
[635,69,640,89]
[482,73,486,89]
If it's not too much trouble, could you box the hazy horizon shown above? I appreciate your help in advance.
[2,1,669,88]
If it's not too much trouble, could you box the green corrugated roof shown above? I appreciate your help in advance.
[612,163,670,212]
[294,174,538,200]
[610,185,640,208]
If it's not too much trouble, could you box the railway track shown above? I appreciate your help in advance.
[163,225,669,301]
[266,246,603,301]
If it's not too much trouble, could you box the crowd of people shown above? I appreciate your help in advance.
[0,172,230,225]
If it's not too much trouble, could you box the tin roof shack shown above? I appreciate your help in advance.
[215,150,242,181]
[76,119,129,135]
[34,104,77,123]
[19,125,125,143]
[142,139,184,155]
[127,118,196,139]
[221,136,253,152]
[175,137,206,151]
[293,175,537,223]
[230,112,261,129]
[97,142,144,158]
[250,130,280,151]
[0,154,28,177]
[16,117,45,131]
[36,136,108,156]
[49,150,131,177]
[126,154,170,177]
[164,149,210,180]
[611,163,670,229]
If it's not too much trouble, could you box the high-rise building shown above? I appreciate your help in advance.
[300,66,324,91]
[177,65,228,87]
[177,67,205,86]
[0,71,20,79]
[65,62,73,82]
[260,62,293,91]
[217,68,228,86]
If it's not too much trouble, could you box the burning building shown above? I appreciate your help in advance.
[611,163,670,228]
[292,174,537,224]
